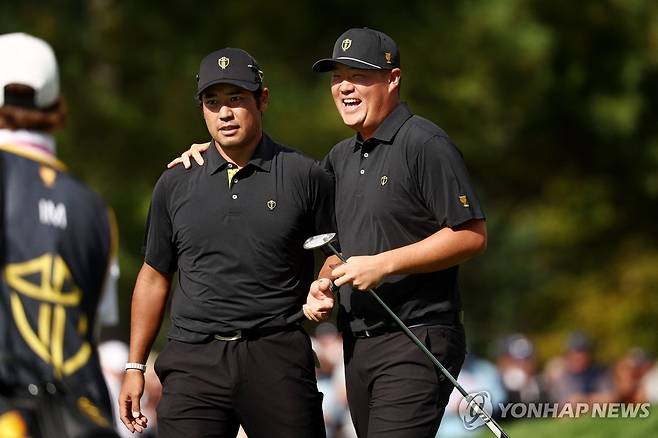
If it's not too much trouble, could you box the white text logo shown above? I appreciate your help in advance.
[39,199,67,229]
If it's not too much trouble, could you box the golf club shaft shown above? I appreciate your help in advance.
[326,243,509,438]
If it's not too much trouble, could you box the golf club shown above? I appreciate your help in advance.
[303,233,510,438]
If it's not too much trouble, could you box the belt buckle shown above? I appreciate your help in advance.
[364,329,372,337]
[214,330,242,341]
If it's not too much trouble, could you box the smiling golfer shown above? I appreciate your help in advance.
[312,28,488,437]
[167,29,488,438]
[119,47,334,438]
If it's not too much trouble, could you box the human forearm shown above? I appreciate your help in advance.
[303,255,341,321]
[128,262,172,364]
[333,219,486,291]
[381,218,487,276]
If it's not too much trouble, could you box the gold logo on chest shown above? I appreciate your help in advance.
[267,200,277,210]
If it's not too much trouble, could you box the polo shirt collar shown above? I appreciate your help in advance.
[248,133,275,172]
[354,102,413,151]
[207,133,275,175]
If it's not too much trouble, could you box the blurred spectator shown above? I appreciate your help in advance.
[99,340,131,437]
[99,340,161,437]
[611,347,652,403]
[640,360,658,402]
[142,350,162,435]
[312,322,355,438]
[436,352,506,438]
[543,331,615,404]
[496,334,545,404]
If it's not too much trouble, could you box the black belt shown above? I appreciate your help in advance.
[213,322,300,342]
[212,310,305,341]
[350,311,464,338]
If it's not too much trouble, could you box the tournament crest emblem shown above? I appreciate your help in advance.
[218,56,230,70]
[380,175,388,186]
[384,52,393,64]
[5,253,91,379]
[267,200,277,210]
[341,38,352,52]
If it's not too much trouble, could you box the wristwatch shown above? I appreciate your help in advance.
[125,362,147,372]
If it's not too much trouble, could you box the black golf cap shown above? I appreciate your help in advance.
[312,27,400,72]
[197,47,263,96]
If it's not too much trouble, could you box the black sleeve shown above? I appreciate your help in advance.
[320,151,334,177]
[143,173,177,273]
[308,161,337,236]
[317,152,341,254]
[414,135,485,228]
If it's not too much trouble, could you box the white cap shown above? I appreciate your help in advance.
[0,32,60,109]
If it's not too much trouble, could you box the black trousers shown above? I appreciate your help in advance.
[343,324,466,438]
[154,328,326,438]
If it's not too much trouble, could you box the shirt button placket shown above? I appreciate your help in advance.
[360,148,370,176]
[228,164,239,201]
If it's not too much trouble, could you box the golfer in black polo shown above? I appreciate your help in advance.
[311,28,487,437]
[119,48,334,438]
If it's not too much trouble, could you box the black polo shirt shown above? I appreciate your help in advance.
[144,134,335,342]
[322,103,485,333]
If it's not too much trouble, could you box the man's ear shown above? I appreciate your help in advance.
[388,68,401,92]
[259,87,270,112]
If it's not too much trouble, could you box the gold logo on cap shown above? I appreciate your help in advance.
[267,200,277,210]
[341,38,352,52]
[384,52,393,64]
[380,175,388,186]
[459,195,470,207]
[218,56,230,70]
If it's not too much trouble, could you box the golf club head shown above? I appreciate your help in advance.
[303,233,336,250]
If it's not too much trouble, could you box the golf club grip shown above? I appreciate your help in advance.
[326,243,510,438]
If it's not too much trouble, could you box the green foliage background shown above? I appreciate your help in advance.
[2,0,657,363]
